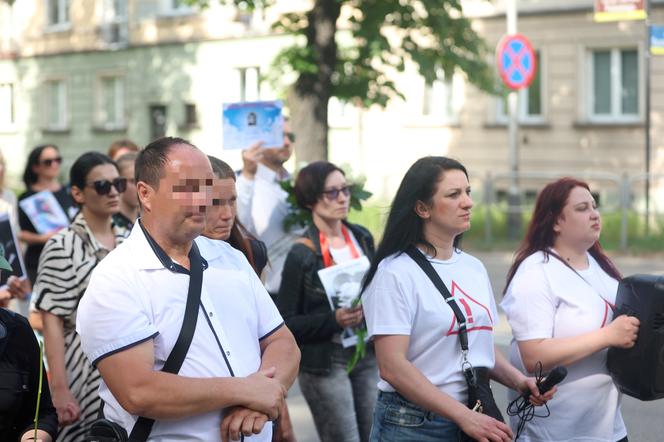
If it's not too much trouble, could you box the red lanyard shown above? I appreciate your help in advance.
[319,225,360,268]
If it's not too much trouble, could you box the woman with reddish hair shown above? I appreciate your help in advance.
[501,177,640,442]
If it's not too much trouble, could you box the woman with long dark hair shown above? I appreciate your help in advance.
[501,177,639,442]
[18,145,76,284]
[361,156,550,442]
[276,161,378,442]
[34,152,128,441]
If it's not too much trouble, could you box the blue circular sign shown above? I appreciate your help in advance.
[497,34,537,90]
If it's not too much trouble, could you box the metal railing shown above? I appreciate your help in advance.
[479,171,663,250]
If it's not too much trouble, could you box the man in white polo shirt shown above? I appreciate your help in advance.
[236,120,303,297]
[76,138,300,441]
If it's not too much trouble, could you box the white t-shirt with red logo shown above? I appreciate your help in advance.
[363,249,499,403]
[501,251,626,442]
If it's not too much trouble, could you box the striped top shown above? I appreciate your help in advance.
[34,213,127,442]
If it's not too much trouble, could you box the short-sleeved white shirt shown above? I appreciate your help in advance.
[363,249,499,403]
[501,251,626,442]
[76,224,284,442]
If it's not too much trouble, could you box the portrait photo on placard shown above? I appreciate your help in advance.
[0,213,26,288]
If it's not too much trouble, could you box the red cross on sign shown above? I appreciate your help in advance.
[496,34,537,90]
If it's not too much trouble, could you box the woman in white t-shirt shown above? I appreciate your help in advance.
[501,177,640,442]
[362,157,552,442]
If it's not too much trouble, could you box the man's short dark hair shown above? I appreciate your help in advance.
[135,137,196,188]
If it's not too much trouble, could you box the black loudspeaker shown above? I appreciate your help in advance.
[607,274,664,401]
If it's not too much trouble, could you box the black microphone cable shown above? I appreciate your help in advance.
[507,361,568,440]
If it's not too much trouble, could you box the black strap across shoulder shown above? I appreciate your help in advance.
[404,245,469,352]
[127,242,205,442]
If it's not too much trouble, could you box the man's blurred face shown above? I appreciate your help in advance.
[261,121,293,167]
[142,145,214,241]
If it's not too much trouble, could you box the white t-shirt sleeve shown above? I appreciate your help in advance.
[363,265,413,337]
[501,264,556,341]
[249,264,284,339]
[77,261,159,366]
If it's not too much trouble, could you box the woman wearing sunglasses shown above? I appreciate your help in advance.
[33,152,128,441]
[276,161,378,442]
[18,145,77,286]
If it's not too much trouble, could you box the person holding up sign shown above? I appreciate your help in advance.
[276,161,378,442]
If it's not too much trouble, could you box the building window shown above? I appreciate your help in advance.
[184,103,198,127]
[588,48,639,121]
[422,76,457,122]
[237,67,260,102]
[47,0,70,27]
[497,51,543,123]
[101,0,128,45]
[44,80,67,130]
[0,83,14,129]
[97,76,125,129]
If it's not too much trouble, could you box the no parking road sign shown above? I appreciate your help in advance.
[497,34,537,90]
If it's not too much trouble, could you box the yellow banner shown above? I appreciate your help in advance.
[594,9,647,22]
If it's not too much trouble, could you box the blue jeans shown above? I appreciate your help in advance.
[369,391,462,442]
[299,345,378,442]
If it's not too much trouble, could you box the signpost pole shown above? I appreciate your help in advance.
[645,0,651,235]
[507,0,521,240]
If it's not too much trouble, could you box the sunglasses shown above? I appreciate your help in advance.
[40,157,63,167]
[87,178,127,195]
[284,131,296,143]
[321,185,352,200]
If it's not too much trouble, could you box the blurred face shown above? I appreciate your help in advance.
[311,170,350,223]
[33,146,62,180]
[417,169,473,238]
[138,145,214,241]
[119,163,138,209]
[554,186,601,249]
[261,121,293,167]
[203,177,237,241]
[71,163,122,218]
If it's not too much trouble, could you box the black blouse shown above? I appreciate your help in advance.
[0,308,58,441]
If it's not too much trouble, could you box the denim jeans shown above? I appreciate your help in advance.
[298,344,378,442]
[369,391,462,442]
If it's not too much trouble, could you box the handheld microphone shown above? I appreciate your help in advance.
[524,366,567,399]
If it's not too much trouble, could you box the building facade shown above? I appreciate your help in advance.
[0,0,662,207]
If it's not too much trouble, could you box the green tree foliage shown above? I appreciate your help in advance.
[186,0,495,159]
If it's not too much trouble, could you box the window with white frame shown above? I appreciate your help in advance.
[0,83,14,129]
[497,51,543,123]
[236,67,260,102]
[588,48,639,121]
[44,80,68,130]
[422,75,459,123]
[97,76,125,129]
[47,0,70,27]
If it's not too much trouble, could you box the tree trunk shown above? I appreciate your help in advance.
[290,0,340,163]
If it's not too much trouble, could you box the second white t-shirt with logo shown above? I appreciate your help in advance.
[363,249,499,403]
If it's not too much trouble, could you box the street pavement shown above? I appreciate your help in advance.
[286,250,664,442]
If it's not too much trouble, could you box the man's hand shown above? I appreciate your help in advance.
[221,407,269,442]
[241,142,265,179]
[242,367,286,420]
[458,408,513,442]
[20,429,52,442]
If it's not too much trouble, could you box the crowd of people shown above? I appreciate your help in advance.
[0,126,641,442]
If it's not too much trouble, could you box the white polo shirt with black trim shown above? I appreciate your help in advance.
[76,222,284,441]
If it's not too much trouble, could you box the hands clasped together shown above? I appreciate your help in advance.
[220,366,292,442]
